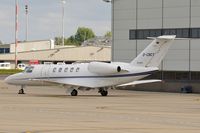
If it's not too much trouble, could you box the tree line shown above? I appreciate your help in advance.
[0,27,111,46]
[55,27,111,46]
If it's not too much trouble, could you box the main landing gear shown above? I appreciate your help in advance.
[68,87,109,96]
[71,89,78,96]
[18,85,25,94]
[98,88,108,96]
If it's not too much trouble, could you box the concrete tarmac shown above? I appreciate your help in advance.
[0,80,200,133]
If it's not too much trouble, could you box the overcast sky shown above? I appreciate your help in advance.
[0,0,111,44]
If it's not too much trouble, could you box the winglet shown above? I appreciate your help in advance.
[147,35,176,40]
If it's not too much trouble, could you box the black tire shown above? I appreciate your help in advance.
[71,89,78,96]
[18,89,25,94]
[101,90,108,96]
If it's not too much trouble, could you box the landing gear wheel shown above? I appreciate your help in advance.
[101,90,108,96]
[71,89,78,96]
[18,85,25,94]
[18,89,25,94]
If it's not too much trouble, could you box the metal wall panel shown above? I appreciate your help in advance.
[191,61,200,71]
[113,50,136,62]
[163,0,190,28]
[191,51,200,60]
[164,50,189,60]
[138,0,162,8]
[137,18,162,29]
[191,0,200,6]
[164,0,190,7]
[163,7,190,28]
[114,0,136,10]
[191,40,200,50]
[113,0,137,62]
[163,60,189,71]
[189,40,200,71]
[138,0,162,29]
[113,40,137,50]
[114,10,136,20]
[114,30,129,40]
[169,40,189,50]
[191,0,200,27]
[113,0,200,72]
[114,20,136,30]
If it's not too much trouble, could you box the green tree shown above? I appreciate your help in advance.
[75,27,95,45]
[65,36,79,46]
[55,27,95,46]
[105,31,112,37]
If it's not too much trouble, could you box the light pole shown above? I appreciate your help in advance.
[61,0,66,46]
[25,0,29,41]
[15,0,19,69]
[102,0,113,61]
[102,0,112,36]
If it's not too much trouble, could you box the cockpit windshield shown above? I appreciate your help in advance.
[24,66,34,73]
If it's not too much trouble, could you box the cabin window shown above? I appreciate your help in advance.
[76,67,80,72]
[53,68,57,72]
[24,66,34,73]
[70,67,74,72]
[64,67,68,72]
[58,68,62,72]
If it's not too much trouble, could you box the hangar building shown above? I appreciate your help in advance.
[112,0,200,92]
[0,40,111,69]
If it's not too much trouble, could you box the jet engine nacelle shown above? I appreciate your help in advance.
[88,62,122,75]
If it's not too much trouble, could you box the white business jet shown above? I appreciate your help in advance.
[5,35,176,96]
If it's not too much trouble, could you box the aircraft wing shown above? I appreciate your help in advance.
[117,79,162,87]
[30,78,94,88]
[30,78,162,88]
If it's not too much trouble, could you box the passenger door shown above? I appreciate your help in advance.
[41,65,51,79]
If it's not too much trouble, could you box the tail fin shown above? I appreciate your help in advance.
[130,35,176,67]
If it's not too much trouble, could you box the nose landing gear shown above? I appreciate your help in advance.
[98,88,108,96]
[18,85,25,94]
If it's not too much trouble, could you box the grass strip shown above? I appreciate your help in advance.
[0,69,23,75]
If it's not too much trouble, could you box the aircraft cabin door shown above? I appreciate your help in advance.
[41,65,51,79]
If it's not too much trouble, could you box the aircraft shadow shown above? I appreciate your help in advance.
[26,94,131,98]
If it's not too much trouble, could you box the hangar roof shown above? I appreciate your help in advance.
[0,46,111,62]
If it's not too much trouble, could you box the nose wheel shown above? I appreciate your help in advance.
[71,89,78,96]
[18,85,25,94]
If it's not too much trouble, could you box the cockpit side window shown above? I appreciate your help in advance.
[24,66,34,73]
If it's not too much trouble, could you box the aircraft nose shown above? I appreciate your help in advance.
[4,75,13,84]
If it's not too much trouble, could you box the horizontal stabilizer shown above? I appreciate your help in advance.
[117,79,162,87]
[147,36,197,40]
[147,35,176,40]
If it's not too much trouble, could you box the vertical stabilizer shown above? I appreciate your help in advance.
[130,35,176,67]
